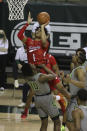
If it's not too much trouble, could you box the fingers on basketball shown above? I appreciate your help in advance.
[44,21,50,26]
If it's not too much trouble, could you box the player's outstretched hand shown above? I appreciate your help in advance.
[27,12,33,24]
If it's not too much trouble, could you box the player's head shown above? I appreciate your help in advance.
[76,49,86,64]
[21,63,37,77]
[34,27,41,38]
[72,48,86,64]
[32,22,50,40]
[76,48,86,56]
[77,89,87,104]
[35,26,49,39]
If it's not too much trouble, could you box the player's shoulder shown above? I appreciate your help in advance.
[72,107,81,116]
[75,65,85,71]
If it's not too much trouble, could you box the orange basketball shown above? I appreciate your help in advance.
[37,12,50,25]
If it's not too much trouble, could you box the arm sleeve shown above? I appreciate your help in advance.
[17,23,29,41]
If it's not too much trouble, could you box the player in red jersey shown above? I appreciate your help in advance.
[17,12,50,65]
[46,54,67,113]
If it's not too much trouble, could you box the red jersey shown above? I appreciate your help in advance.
[40,54,56,73]
[17,23,49,65]
[25,38,49,65]
[46,54,57,71]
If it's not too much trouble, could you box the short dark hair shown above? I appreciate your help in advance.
[35,26,48,36]
[76,48,86,55]
[35,26,50,46]
[21,63,33,76]
[76,48,86,64]
[77,89,87,101]
[78,52,86,64]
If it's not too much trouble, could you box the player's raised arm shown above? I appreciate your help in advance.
[41,22,49,48]
[17,12,33,43]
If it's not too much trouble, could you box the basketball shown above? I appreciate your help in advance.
[37,12,50,25]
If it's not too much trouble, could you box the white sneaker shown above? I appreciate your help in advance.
[18,102,25,107]
[0,87,4,91]
[14,80,19,88]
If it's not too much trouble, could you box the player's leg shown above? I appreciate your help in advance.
[66,121,75,131]
[53,89,67,114]
[43,94,61,131]
[58,92,67,114]
[13,61,19,88]
[21,88,34,118]
[61,111,67,131]
[36,94,61,130]
[18,83,30,107]
[52,116,61,131]
[40,117,48,131]
[0,55,7,90]
[66,98,78,131]
[37,108,48,131]
[22,83,30,103]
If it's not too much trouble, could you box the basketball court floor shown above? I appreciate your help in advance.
[0,88,69,131]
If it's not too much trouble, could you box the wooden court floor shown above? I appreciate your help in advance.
[0,89,69,131]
